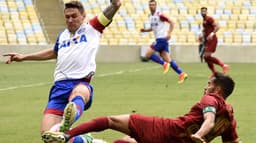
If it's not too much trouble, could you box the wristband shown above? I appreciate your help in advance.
[210,32,215,36]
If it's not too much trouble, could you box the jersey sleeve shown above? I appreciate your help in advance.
[200,94,219,110]
[53,39,59,52]
[159,12,169,22]
[207,16,215,26]
[89,13,111,33]
[53,30,64,52]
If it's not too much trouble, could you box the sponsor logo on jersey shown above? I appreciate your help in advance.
[58,34,87,49]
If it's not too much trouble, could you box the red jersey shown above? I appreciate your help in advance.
[202,16,215,37]
[129,93,238,143]
[175,93,238,142]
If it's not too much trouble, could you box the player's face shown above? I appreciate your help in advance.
[149,2,156,14]
[201,8,207,18]
[64,8,85,33]
[204,77,218,94]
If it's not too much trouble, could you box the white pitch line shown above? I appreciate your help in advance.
[97,66,159,77]
[0,66,160,92]
[0,82,51,91]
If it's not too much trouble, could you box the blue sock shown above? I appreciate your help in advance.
[149,54,164,65]
[71,134,93,143]
[72,135,85,143]
[170,60,182,74]
[71,96,85,122]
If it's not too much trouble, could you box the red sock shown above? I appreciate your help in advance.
[204,56,216,73]
[206,62,215,73]
[113,139,130,143]
[208,56,224,67]
[65,117,109,138]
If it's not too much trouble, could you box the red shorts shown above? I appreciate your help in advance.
[205,36,217,53]
[128,114,191,143]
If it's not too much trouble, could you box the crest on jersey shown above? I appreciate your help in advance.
[77,28,86,34]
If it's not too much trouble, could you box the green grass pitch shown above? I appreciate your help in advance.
[0,62,255,142]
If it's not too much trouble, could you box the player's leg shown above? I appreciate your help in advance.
[41,114,62,134]
[152,39,173,73]
[108,114,131,134]
[145,46,165,65]
[160,51,188,83]
[40,81,92,143]
[41,96,69,142]
[208,55,230,73]
[159,41,182,75]
[204,52,216,74]
[159,51,171,74]
[41,82,73,134]
[205,38,229,74]
[42,114,131,143]
[60,83,94,143]
[204,53,229,74]
[60,83,93,132]
[145,46,170,74]
[161,51,181,74]
[204,39,217,74]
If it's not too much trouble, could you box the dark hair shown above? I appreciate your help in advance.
[65,1,84,14]
[149,0,157,4]
[212,72,235,99]
[201,7,207,10]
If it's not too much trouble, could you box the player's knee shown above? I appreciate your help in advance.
[70,94,90,104]
[108,116,118,126]
[108,115,125,130]
[204,55,211,61]
[70,84,90,102]
[144,53,151,59]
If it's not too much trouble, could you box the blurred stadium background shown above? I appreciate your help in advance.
[0,0,256,62]
[0,0,256,142]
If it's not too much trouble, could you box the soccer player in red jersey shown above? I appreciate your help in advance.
[200,7,229,75]
[42,72,241,143]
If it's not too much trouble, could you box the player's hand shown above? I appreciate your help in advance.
[3,53,24,64]
[191,134,207,143]
[207,35,212,41]
[110,0,121,7]
[166,35,171,40]
[207,32,214,41]
[140,28,145,32]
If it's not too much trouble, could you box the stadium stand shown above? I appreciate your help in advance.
[0,0,255,45]
[59,0,255,46]
[0,0,48,45]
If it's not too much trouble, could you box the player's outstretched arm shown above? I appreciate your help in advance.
[140,28,152,33]
[95,0,121,27]
[3,53,25,64]
[103,0,121,20]
[3,48,56,64]
[191,112,215,143]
